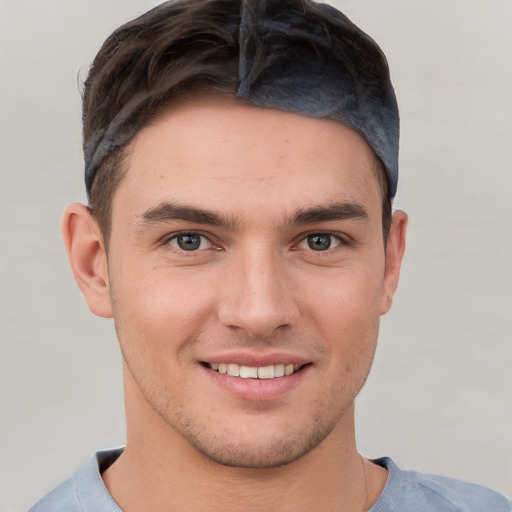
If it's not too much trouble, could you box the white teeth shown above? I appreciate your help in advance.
[239,365,258,378]
[257,365,275,379]
[274,364,285,377]
[208,362,303,379]
[227,363,240,377]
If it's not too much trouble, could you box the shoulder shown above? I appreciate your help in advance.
[28,474,82,512]
[28,449,123,512]
[371,457,512,512]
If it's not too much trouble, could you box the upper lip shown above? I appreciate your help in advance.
[199,351,310,367]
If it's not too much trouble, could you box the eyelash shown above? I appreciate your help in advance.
[295,231,347,252]
[162,230,348,254]
[164,232,216,252]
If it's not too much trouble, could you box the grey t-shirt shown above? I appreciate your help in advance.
[29,448,512,511]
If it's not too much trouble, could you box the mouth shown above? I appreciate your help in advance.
[201,362,309,380]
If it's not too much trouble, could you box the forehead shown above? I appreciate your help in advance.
[113,94,382,222]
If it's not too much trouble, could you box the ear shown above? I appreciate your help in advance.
[380,210,408,315]
[61,204,113,318]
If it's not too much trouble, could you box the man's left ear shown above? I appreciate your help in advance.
[380,210,408,315]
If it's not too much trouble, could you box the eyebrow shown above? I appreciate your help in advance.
[288,202,368,225]
[138,202,240,230]
[137,200,368,230]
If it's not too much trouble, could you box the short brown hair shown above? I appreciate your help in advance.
[82,0,396,245]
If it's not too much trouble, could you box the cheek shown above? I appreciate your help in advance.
[110,268,215,360]
[303,268,383,363]
[306,266,383,323]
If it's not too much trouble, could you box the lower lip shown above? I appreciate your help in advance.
[200,364,310,402]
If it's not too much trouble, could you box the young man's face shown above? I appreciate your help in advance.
[89,95,405,468]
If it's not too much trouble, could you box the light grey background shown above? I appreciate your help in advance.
[1,1,511,510]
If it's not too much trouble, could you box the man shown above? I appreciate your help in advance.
[29,0,511,510]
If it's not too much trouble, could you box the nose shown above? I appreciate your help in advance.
[217,245,299,339]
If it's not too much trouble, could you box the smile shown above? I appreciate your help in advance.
[203,362,305,379]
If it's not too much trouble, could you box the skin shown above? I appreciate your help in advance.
[63,94,407,511]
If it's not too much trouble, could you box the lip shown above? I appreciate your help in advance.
[198,352,311,402]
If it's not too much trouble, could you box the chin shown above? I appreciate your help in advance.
[178,416,340,469]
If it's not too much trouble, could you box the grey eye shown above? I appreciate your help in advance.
[297,233,341,252]
[169,233,211,251]
[307,234,332,251]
